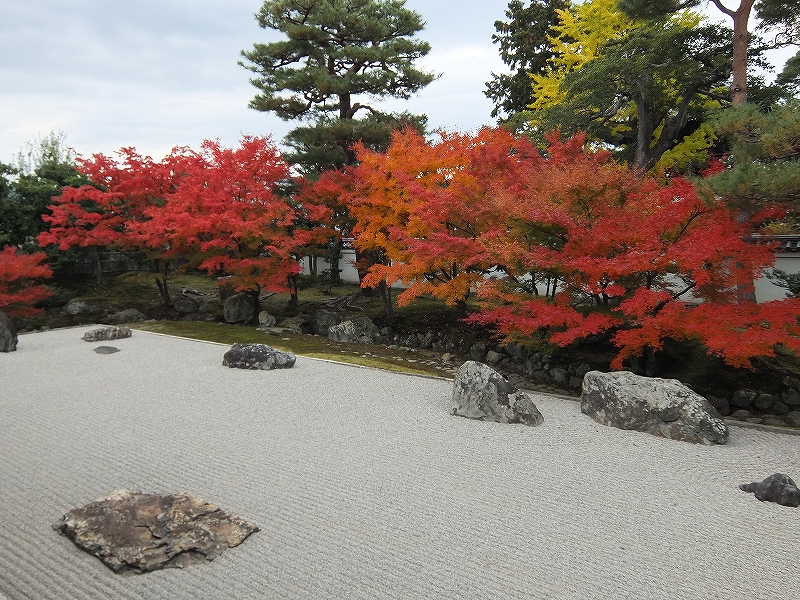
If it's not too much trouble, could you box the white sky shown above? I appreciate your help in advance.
[0,0,514,162]
[0,1,794,164]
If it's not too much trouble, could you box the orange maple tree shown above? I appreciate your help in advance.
[313,127,535,313]
[467,132,800,369]
[0,246,53,317]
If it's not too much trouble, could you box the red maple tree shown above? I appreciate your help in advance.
[133,137,331,305]
[37,148,179,293]
[0,246,53,317]
[467,132,800,369]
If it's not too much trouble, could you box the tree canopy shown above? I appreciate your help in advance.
[527,0,734,170]
[485,0,568,127]
[618,0,800,105]
[240,0,437,173]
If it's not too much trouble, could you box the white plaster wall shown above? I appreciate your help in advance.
[754,254,800,303]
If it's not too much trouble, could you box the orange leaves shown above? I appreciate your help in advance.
[316,127,533,305]
[0,246,52,317]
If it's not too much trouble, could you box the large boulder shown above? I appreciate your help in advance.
[173,295,200,314]
[82,326,132,342]
[223,292,256,324]
[581,371,729,445]
[63,298,96,316]
[222,343,296,370]
[104,308,147,324]
[276,315,311,334]
[53,489,259,573]
[739,473,800,507]
[328,316,378,343]
[0,310,17,352]
[452,361,544,426]
[313,308,342,336]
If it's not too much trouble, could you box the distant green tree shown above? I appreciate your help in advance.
[240,0,437,175]
[485,0,568,128]
[0,132,86,249]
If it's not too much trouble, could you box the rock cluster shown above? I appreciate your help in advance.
[328,316,379,343]
[581,370,729,445]
[223,343,296,370]
[82,326,132,342]
[54,489,259,573]
[452,361,544,426]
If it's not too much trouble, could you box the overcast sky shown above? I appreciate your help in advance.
[0,0,518,163]
[0,1,793,165]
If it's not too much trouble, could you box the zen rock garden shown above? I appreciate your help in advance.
[28,331,798,575]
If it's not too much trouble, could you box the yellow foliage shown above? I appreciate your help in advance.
[654,122,716,172]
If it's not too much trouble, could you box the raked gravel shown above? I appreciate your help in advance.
[1,326,798,599]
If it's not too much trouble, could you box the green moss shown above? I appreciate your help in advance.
[132,320,453,378]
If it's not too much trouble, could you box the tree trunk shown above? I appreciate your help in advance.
[378,280,395,324]
[153,260,171,305]
[730,0,754,105]
[711,0,755,105]
[90,246,102,287]
[326,237,343,289]
[250,288,261,325]
[287,275,299,310]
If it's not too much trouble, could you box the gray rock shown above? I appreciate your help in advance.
[730,409,751,419]
[258,311,277,327]
[104,308,147,324]
[313,308,342,336]
[328,316,378,343]
[452,361,544,427]
[93,346,120,355]
[550,368,570,386]
[276,315,310,334]
[223,292,255,324]
[782,388,800,407]
[786,411,800,427]
[82,326,132,342]
[484,350,504,366]
[173,295,200,314]
[731,389,758,408]
[771,401,790,416]
[53,489,259,573]
[706,395,730,417]
[0,310,17,352]
[64,298,96,316]
[223,343,296,370]
[739,473,800,508]
[468,341,488,361]
[753,393,775,412]
[581,371,728,445]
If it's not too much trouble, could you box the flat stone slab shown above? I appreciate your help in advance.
[54,490,259,573]
[93,346,120,355]
[222,343,296,370]
[82,327,132,342]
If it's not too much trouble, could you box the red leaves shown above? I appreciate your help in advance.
[39,137,330,294]
[0,246,53,317]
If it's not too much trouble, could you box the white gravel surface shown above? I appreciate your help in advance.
[1,325,799,599]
